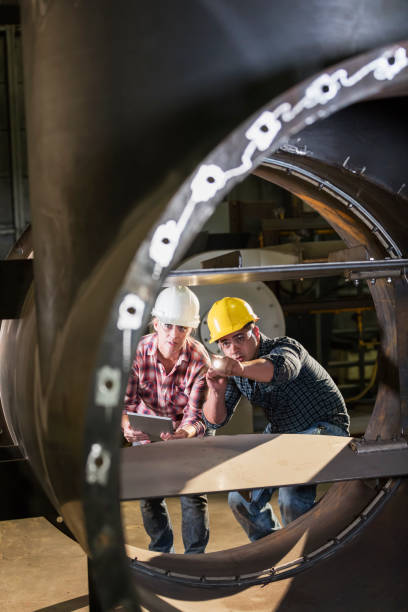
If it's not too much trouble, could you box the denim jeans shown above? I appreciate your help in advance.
[139,494,209,553]
[228,421,348,542]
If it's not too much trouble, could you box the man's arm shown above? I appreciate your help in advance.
[203,356,273,426]
[203,368,243,428]
[210,356,274,383]
[210,339,304,385]
[202,372,229,425]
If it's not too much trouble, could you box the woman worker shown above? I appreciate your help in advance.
[122,285,210,554]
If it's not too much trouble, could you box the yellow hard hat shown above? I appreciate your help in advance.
[207,297,259,343]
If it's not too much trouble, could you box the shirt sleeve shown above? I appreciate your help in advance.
[177,364,208,437]
[263,340,303,384]
[123,355,140,414]
[203,378,242,430]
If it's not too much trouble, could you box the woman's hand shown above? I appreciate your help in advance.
[122,414,151,443]
[160,429,189,441]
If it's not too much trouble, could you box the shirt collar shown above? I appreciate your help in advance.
[255,332,269,359]
[176,337,190,364]
[146,333,158,356]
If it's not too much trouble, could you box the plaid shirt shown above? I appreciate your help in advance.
[124,333,210,436]
[206,334,349,434]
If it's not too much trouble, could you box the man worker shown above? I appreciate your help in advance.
[122,285,210,554]
[203,296,349,541]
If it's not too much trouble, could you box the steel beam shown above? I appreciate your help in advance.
[120,435,408,500]
[165,258,408,286]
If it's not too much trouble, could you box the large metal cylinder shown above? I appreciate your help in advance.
[0,1,407,609]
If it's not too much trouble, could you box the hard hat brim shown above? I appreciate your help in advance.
[209,316,259,343]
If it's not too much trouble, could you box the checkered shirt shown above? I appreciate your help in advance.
[124,333,210,436]
[206,334,349,434]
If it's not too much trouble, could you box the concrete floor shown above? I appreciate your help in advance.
[1,487,334,611]
[0,491,283,611]
[0,513,89,611]
[0,411,366,611]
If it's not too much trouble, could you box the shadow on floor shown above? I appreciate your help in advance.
[34,594,89,612]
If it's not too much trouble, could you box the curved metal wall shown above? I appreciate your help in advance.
[0,1,406,609]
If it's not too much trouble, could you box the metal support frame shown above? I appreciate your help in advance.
[166,258,408,286]
[5,25,25,241]
[394,277,408,433]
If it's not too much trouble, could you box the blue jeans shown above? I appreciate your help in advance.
[228,421,348,541]
[139,494,209,553]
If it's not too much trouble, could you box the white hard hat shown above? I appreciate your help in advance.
[152,286,200,328]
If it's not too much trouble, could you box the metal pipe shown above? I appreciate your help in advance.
[165,258,408,286]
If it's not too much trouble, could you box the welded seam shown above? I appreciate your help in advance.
[148,46,406,274]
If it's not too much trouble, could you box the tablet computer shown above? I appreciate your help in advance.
[126,412,173,441]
